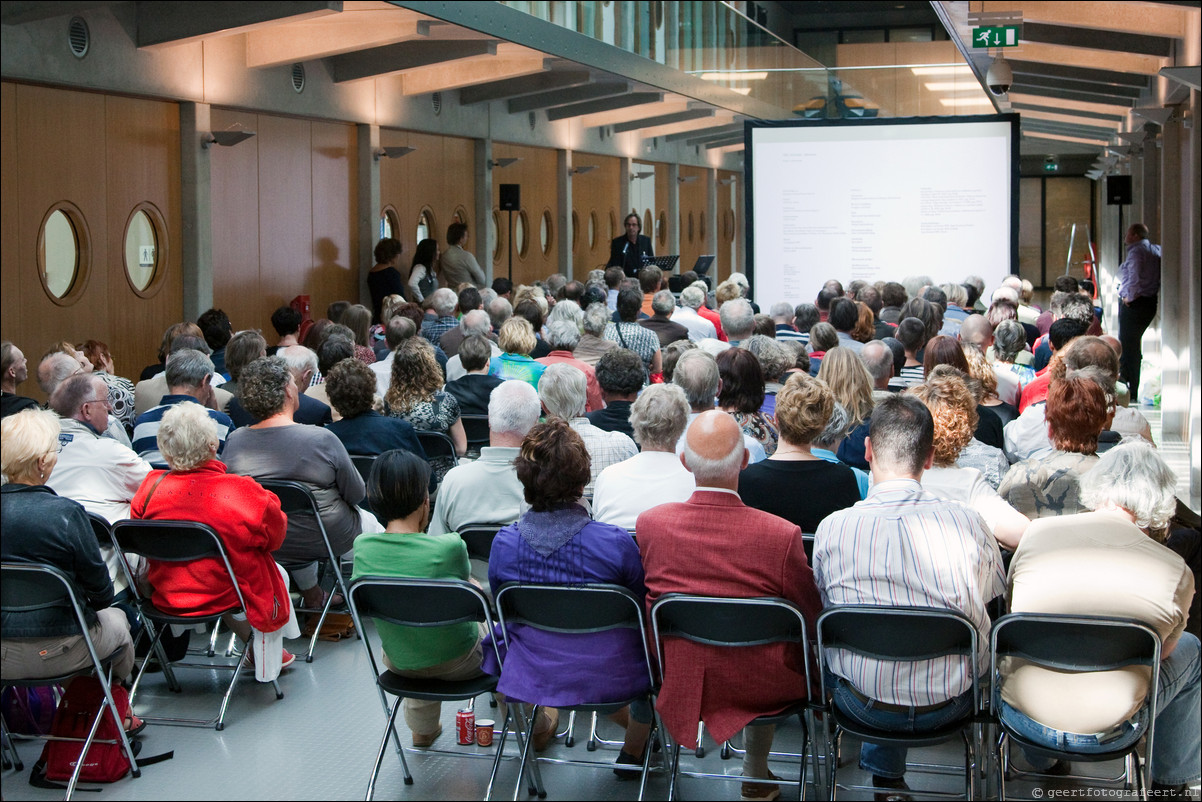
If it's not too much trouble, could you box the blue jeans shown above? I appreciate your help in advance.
[998,632,1201,785]
[830,676,977,779]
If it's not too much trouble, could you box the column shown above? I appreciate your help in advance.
[179,102,213,320]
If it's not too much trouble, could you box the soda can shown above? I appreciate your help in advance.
[456,708,475,745]
[475,719,495,747]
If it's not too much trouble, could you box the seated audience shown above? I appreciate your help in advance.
[814,394,1005,800]
[444,333,505,417]
[306,334,355,421]
[136,333,232,417]
[738,372,860,533]
[806,322,839,376]
[639,410,820,800]
[384,337,467,481]
[223,356,366,611]
[991,318,1036,389]
[420,288,460,346]
[1,341,39,418]
[351,450,486,747]
[886,318,927,389]
[490,317,547,389]
[429,380,540,537]
[1000,376,1108,519]
[907,370,1029,550]
[485,419,654,766]
[593,384,696,531]
[673,350,766,464]
[444,311,501,382]
[229,345,332,427]
[132,349,235,465]
[717,346,779,457]
[576,302,618,366]
[536,319,604,412]
[539,363,636,499]
[222,329,268,401]
[718,297,756,349]
[325,357,424,459]
[269,305,302,355]
[78,340,136,434]
[672,285,718,342]
[585,348,645,440]
[370,315,415,394]
[1,408,135,685]
[1001,442,1199,797]
[793,303,819,345]
[640,290,690,349]
[859,339,895,404]
[131,402,299,673]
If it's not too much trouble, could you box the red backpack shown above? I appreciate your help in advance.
[33,677,171,786]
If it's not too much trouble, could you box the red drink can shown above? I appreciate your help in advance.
[456,708,475,745]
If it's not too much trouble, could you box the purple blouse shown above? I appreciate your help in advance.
[484,509,652,708]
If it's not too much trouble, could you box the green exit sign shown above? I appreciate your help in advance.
[972,26,1020,48]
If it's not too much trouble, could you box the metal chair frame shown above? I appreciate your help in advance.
[990,613,1161,801]
[258,479,357,663]
[110,519,284,730]
[495,583,661,801]
[348,576,538,801]
[650,594,819,801]
[459,413,490,456]
[815,605,984,801]
[1,562,142,799]
[456,523,508,565]
[349,454,380,518]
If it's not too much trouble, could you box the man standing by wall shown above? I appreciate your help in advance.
[1117,223,1161,399]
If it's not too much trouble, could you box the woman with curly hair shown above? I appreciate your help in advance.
[908,368,1029,550]
[484,418,654,765]
[999,375,1111,520]
[716,347,779,457]
[325,357,424,459]
[850,301,876,344]
[78,339,136,433]
[385,338,466,481]
[962,343,1019,428]
[924,334,1004,449]
[817,346,874,471]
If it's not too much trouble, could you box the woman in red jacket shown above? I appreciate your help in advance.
[131,401,297,673]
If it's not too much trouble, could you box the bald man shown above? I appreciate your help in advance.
[638,410,820,801]
[959,315,1020,407]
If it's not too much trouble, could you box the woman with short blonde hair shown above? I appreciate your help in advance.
[489,317,547,389]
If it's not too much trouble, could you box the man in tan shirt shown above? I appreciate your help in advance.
[1001,441,1198,795]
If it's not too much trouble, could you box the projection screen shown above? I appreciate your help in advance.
[745,115,1019,311]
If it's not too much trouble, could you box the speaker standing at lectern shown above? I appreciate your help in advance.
[608,213,654,278]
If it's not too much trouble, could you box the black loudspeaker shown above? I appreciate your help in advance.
[1106,175,1132,206]
[499,184,521,211]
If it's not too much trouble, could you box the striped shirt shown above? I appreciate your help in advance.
[813,478,1005,706]
[131,394,234,466]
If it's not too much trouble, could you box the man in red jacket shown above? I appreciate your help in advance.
[638,410,820,802]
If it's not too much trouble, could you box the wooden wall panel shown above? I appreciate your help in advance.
[310,121,358,318]
[492,142,560,286]
[258,115,314,336]
[2,83,20,343]
[104,95,183,379]
[570,153,622,277]
[210,108,262,338]
[717,169,739,285]
[678,164,707,275]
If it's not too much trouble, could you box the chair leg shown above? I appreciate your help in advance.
[484,705,512,802]
[667,742,682,801]
[367,696,410,800]
[304,583,336,663]
[636,718,657,802]
[206,618,221,657]
[213,648,249,731]
[0,716,24,772]
[511,705,544,801]
[695,720,706,758]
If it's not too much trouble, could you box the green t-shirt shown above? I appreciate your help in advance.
[351,530,476,670]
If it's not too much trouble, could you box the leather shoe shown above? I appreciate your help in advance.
[531,708,559,752]
[412,724,442,748]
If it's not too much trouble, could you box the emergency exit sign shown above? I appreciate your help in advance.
[972,26,1019,47]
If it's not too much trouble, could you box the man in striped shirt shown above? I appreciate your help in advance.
[814,394,1005,799]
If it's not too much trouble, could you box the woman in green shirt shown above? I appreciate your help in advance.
[351,449,485,747]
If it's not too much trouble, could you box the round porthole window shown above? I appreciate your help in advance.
[123,203,167,296]
[608,210,617,242]
[490,208,502,261]
[540,209,553,255]
[571,210,579,251]
[380,206,399,241]
[657,211,667,246]
[516,210,529,258]
[37,202,90,304]
[416,207,436,245]
[588,212,597,250]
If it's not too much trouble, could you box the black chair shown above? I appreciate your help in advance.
[495,583,661,801]
[457,523,507,564]
[110,520,284,730]
[348,576,534,801]
[650,594,818,801]
[87,511,113,547]
[349,454,379,516]
[816,605,983,800]
[1,562,142,799]
[460,414,490,456]
[415,430,459,469]
[258,479,357,663]
[990,613,1161,800]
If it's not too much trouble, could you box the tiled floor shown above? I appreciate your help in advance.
[4,624,1193,801]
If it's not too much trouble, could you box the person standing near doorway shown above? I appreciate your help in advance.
[1117,223,1161,400]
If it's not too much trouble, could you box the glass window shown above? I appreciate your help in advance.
[490,208,501,261]
[588,211,597,249]
[656,211,667,246]
[540,209,553,255]
[516,210,529,258]
[39,205,87,302]
[123,208,158,292]
[416,207,436,245]
[571,210,579,250]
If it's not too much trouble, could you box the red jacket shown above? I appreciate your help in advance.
[636,490,820,747]
[131,460,291,632]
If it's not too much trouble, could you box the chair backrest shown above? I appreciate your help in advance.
[1,562,105,674]
[350,576,492,629]
[258,479,321,518]
[349,454,376,486]
[457,523,507,562]
[415,430,459,467]
[109,519,251,614]
[87,512,113,547]
[460,414,490,452]
[495,583,656,690]
[801,534,815,564]
[816,605,980,706]
[650,594,812,689]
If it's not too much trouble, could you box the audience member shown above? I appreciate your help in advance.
[810,401,869,499]
[538,363,636,498]
[718,298,756,348]
[198,308,233,379]
[490,317,547,389]
[367,238,405,323]
[132,349,235,465]
[224,330,268,400]
[673,350,766,464]
[140,321,203,381]
[325,357,424,459]
[536,319,604,412]
[230,345,332,427]
[575,302,619,367]
[384,337,466,480]
[814,394,1005,799]
[924,334,1004,449]
[439,222,486,288]
[1,341,38,418]
[444,334,505,418]
[406,238,440,305]
[817,346,874,471]
[859,339,894,404]
[717,347,779,457]
[805,322,838,376]
[135,334,233,417]
[639,409,820,800]
[342,304,377,365]
[1018,317,1090,412]
[585,348,644,439]
[269,305,302,355]
[640,290,689,349]
[605,287,662,374]
[745,335,791,417]
[78,340,136,434]
[661,340,697,385]
[669,285,717,342]
[421,288,459,346]
[306,333,355,420]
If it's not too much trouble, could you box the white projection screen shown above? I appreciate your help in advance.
[746,115,1019,310]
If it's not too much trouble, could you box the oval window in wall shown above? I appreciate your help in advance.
[657,211,667,247]
[38,202,90,305]
[490,208,502,261]
[571,210,579,251]
[416,207,436,245]
[540,209,553,256]
[516,210,529,258]
[380,206,400,241]
[588,211,597,250]
[608,210,617,242]
[123,203,167,297]
[453,205,469,228]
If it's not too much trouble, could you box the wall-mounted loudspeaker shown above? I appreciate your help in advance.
[1106,175,1132,206]
[499,184,520,211]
